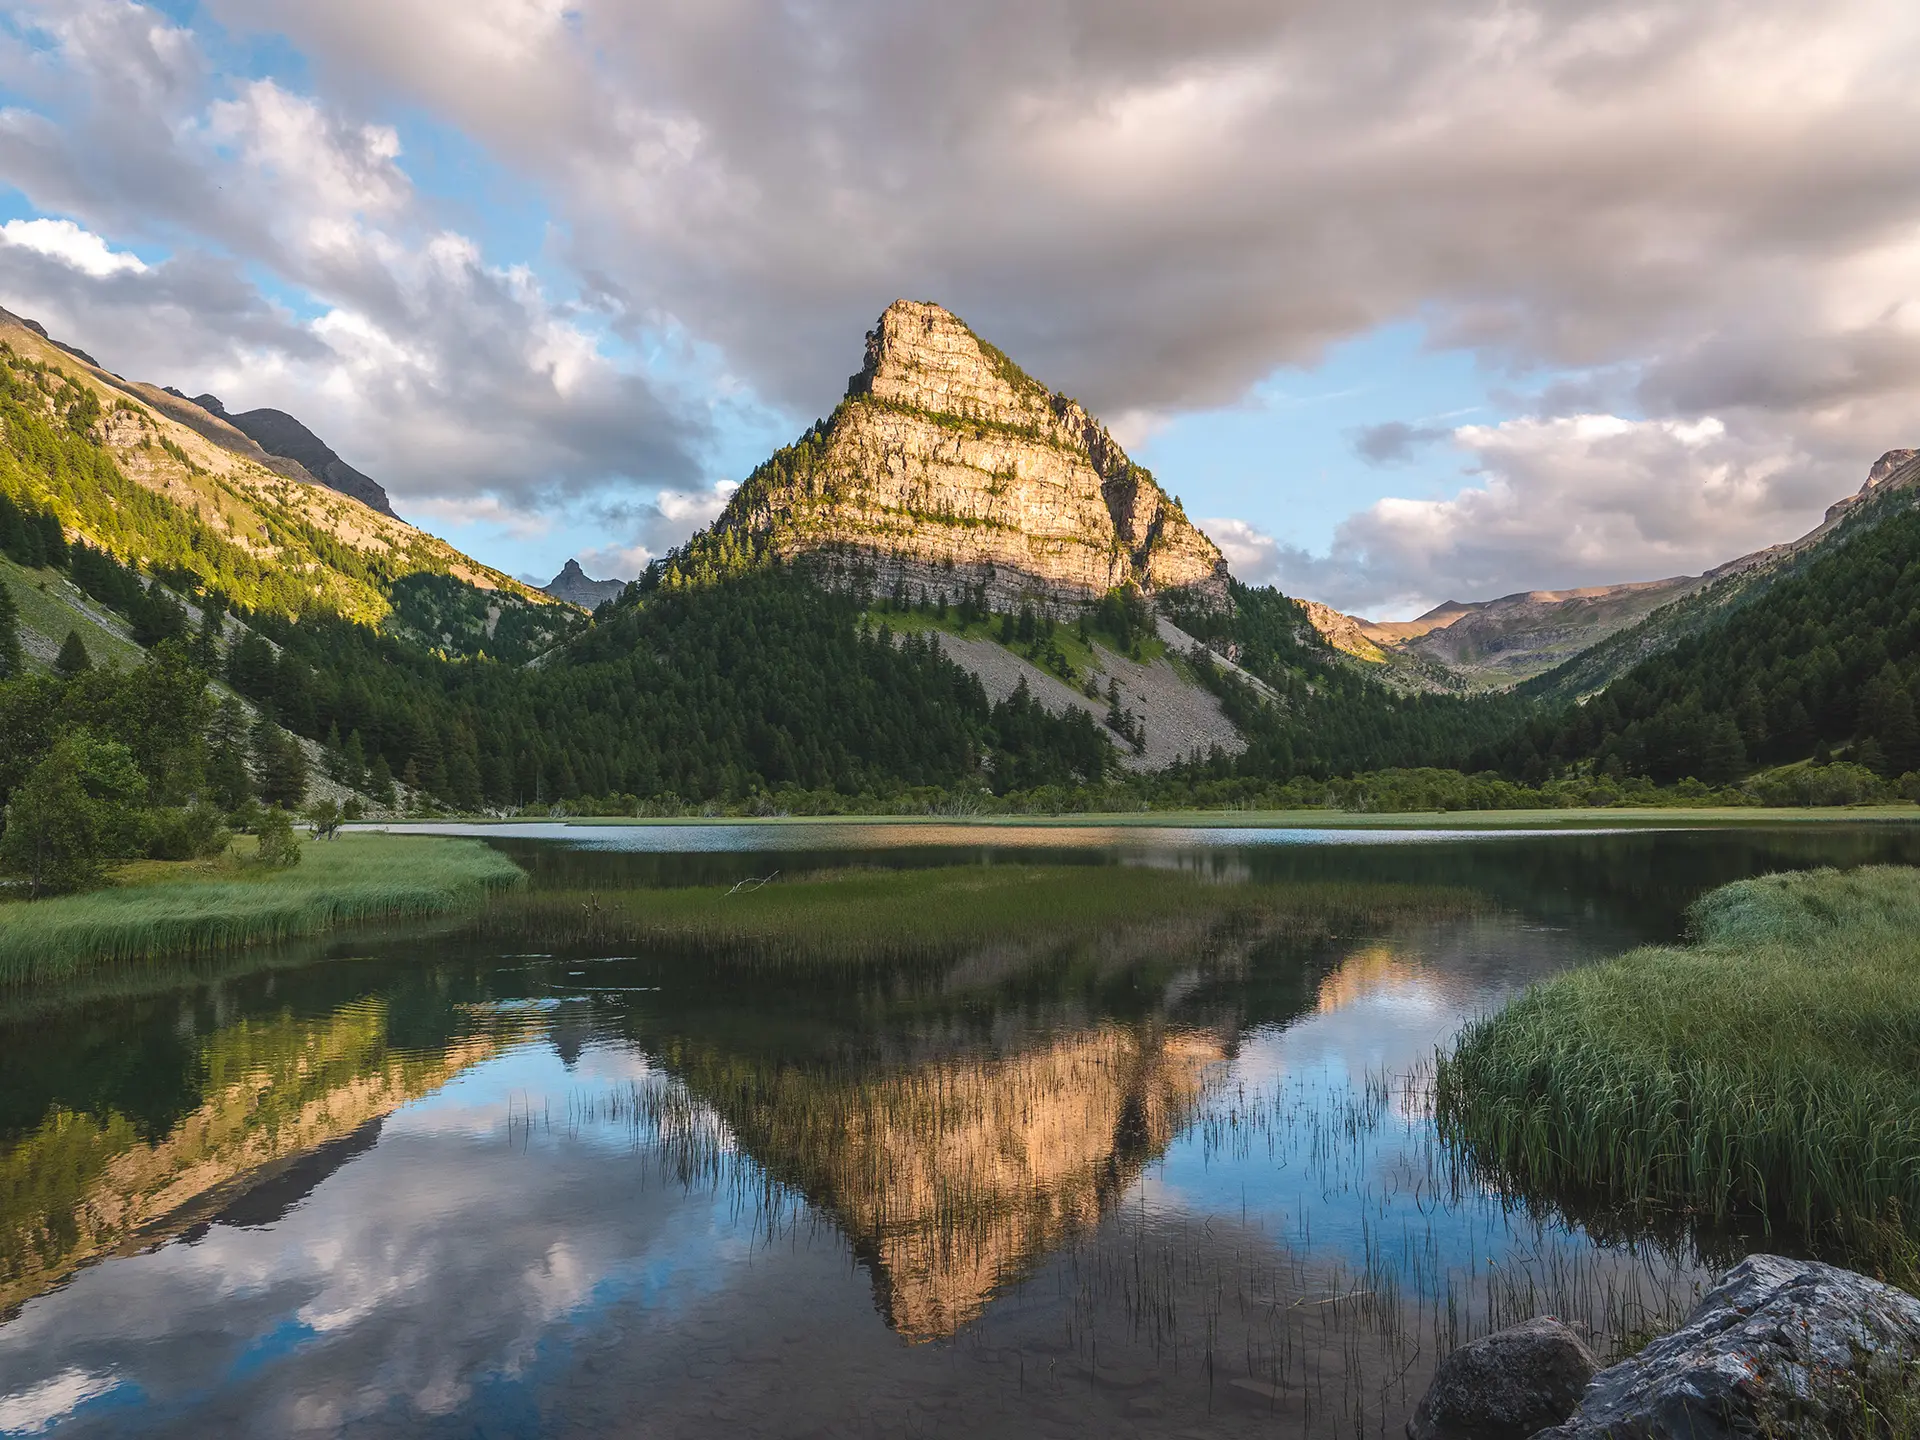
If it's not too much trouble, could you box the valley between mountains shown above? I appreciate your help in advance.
[3,295,1920,845]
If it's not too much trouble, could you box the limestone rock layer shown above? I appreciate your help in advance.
[694,301,1229,610]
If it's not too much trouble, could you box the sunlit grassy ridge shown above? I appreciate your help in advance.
[473,863,1485,965]
[1437,865,1920,1275]
[0,833,524,984]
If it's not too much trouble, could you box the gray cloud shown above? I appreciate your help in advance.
[1350,422,1450,466]
[576,480,741,579]
[203,0,1920,437]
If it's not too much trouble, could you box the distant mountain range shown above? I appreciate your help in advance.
[1299,448,1920,696]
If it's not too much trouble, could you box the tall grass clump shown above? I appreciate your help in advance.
[1437,865,1920,1278]
[0,833,523,985]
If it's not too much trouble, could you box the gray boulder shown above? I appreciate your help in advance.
[1408,1316,1598,1440]
[1538,1254,1920,1439]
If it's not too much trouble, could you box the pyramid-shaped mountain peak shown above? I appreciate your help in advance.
[676,301,1228,610]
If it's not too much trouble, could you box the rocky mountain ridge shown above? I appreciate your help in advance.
[675,301,1229,611]
[1523,446,1920,702]
[176,392,397,519]
[541,558,627,609]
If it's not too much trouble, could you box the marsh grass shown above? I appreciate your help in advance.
[470,864,1486,966]
[1437,865,1920,1281]
[0,833,524,984]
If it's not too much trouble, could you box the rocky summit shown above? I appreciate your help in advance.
[689,300,1228,610]
[541,558,627,610]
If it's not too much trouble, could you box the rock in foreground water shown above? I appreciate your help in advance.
[1538,1254,1920,1439]
[1406,1316,1598,1440]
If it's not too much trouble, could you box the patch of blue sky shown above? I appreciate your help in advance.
[428,511,596,588]
[236,261,327,325]
[0,195,173,271]
[0,1375,147,1437]
[1132,321,1515,555]
[381,105,560,269]
[136,1,314,94]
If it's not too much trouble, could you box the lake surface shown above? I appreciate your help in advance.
[3,821,1919,1438]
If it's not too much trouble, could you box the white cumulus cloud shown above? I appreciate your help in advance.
[0,218,146,277]
[1263,413,1841,618]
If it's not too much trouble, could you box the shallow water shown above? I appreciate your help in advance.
[2,822,1918,1438]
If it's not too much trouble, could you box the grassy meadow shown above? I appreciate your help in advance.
[1437,864,1920,1278]
[468,862,1484,966]
[0,832,524,985]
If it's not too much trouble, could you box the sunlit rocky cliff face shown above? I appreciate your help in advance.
[681,301,1230,611]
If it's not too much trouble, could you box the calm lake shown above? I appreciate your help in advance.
[4,821,1919,1438]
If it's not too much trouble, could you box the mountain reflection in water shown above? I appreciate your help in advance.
[682,1023,1229,1340]
[4,823,1920,1438]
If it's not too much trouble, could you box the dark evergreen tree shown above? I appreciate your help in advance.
[53,629,90,676]
[250,717,309,809]
[0,578,20,679]
[206,696,253,811]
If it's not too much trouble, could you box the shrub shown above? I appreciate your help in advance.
[146,801,231,861]
[0,733,147,895]
[252,806,302,869]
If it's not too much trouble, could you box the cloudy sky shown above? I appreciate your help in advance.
[1,0,1917,617]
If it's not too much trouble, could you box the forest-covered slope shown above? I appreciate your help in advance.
[0,309,573,661]
[1498,501,1920,785]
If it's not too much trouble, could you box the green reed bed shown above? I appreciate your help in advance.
[1437,865,1920,1274]
[472,863,1484,965]
[0,833,524,985]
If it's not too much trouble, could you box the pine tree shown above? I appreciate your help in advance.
[206,696,253,810]
[368,753,396,806]
[343,729,368,789]
[0,578,21,679]
[1881,686,1920,777]
[191,597,225,671]
[1701,716,1748,785]
[250,717,309,808]
[54,629,91,676]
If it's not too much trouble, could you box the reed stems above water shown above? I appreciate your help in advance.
[1437,864,1920,1281]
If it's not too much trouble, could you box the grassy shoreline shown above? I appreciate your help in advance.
[1436,865,1920,1278]
[0,833,524,986]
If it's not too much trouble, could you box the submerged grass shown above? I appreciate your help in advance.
[0,833,525,984]
[470,864,1484,965]
[1437,865,1920,1279]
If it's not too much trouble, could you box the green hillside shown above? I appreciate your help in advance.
[1163,582,1531,778]
[0,314,575,660]
[0,554,145,673]
[1497,502,1920,786]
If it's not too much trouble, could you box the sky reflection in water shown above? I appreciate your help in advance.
[4,823,1920,1437]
